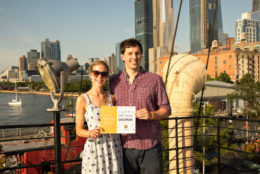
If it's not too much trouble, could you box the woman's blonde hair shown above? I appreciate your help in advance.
[88,60,109,73]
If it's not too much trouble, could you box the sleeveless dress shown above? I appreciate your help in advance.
[81,93,124,174]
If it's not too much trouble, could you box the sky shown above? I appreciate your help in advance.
[0,0,253,72]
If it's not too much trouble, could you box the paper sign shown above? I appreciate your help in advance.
[100,106,136,134]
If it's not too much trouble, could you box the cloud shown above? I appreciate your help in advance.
[0,46,24,72]
[124,28,133,35]
[0,7,4,12]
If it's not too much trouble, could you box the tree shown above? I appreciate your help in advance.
[192,102,236,171]
[216,72,233,84]
[227,73,260,118]
[206,75,215,81]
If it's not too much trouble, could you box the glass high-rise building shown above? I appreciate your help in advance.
[41,38,61,61]
[135,0,153,70]
[149,0,174,73]
[189,0,223,53]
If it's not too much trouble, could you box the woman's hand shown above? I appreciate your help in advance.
[89,127,104,138]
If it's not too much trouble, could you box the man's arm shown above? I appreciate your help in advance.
[135,108,169,120]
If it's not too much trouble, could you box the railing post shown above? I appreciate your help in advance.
[217,118,220,174]
[54,111,61,174]
[175,118,179,174]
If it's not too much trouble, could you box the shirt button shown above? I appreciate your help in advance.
[130,93,133,95]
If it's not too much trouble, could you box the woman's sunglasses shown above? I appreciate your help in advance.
[92,70,109,78]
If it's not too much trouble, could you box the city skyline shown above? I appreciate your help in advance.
[0,0,252,72]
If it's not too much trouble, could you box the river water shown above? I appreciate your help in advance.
[0,92,76,125]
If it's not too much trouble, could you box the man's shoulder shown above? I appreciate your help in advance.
[109,72,124,87]
[142,71,163,81]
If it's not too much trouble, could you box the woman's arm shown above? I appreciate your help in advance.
[75,95,90,138]
[75,94,104,138]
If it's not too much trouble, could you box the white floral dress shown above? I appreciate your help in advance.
[81,93,124,174]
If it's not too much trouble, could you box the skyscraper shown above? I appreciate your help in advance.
[236,12,259,43]
[19,55,27,79]
[189,0,224,53]
[115,42,124,73]
[135,0,153,71]
[107,53,117,74]
[149,0,174,73]
[27,49,40,64]
[27,49,40,70]
[41,38,61,61]
[253,0,260,12]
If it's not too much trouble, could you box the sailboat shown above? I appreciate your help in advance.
[8,81,22,106]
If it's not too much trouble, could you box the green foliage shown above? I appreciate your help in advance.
[64,79,92,93]
[0,81,48,91]
[103,80,109,91]
[227,73,260,118]
[31,81,47,91]
[193,102,215,117]
[0,78,109,94]
[65,100,74,112]
[206,75,215,81]
[216,72,233,84]
[0,158,6,169]
[192,102,235,169]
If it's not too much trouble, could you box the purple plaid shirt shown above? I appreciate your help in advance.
[109,68,171,150]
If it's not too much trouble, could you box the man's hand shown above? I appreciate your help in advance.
[135,108,152,120]
[135,108,170,120]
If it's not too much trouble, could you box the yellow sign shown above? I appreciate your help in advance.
[100,106,136,134]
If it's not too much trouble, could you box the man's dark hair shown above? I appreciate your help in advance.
[120,38,143,54]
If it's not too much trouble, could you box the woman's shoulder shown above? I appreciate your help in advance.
[76,93,88,105]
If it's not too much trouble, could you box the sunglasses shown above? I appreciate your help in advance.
[92,70,109,78]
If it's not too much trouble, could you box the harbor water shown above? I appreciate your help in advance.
[0,92,75,126]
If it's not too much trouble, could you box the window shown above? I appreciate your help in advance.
[229,55,232,59]
[223,60,226,64]
[208,3,212,9]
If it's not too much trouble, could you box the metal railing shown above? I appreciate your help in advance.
[0,116,259,174]
[162,116,260,174]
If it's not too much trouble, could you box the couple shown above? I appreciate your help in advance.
[76,38,171,174]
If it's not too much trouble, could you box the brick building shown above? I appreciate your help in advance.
[158,38,260,82]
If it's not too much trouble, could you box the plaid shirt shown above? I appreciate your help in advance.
[109,68,171,150]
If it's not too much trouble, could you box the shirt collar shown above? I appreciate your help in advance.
[122,66,145,79]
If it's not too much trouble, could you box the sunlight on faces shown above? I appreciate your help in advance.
[90,64,108,88]
[121,46,142,71]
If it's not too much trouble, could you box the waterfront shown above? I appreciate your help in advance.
[0,92,75,125]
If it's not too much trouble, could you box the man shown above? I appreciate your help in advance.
[109,38,171,174]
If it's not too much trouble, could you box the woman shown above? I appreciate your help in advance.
[76,60,124,174]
